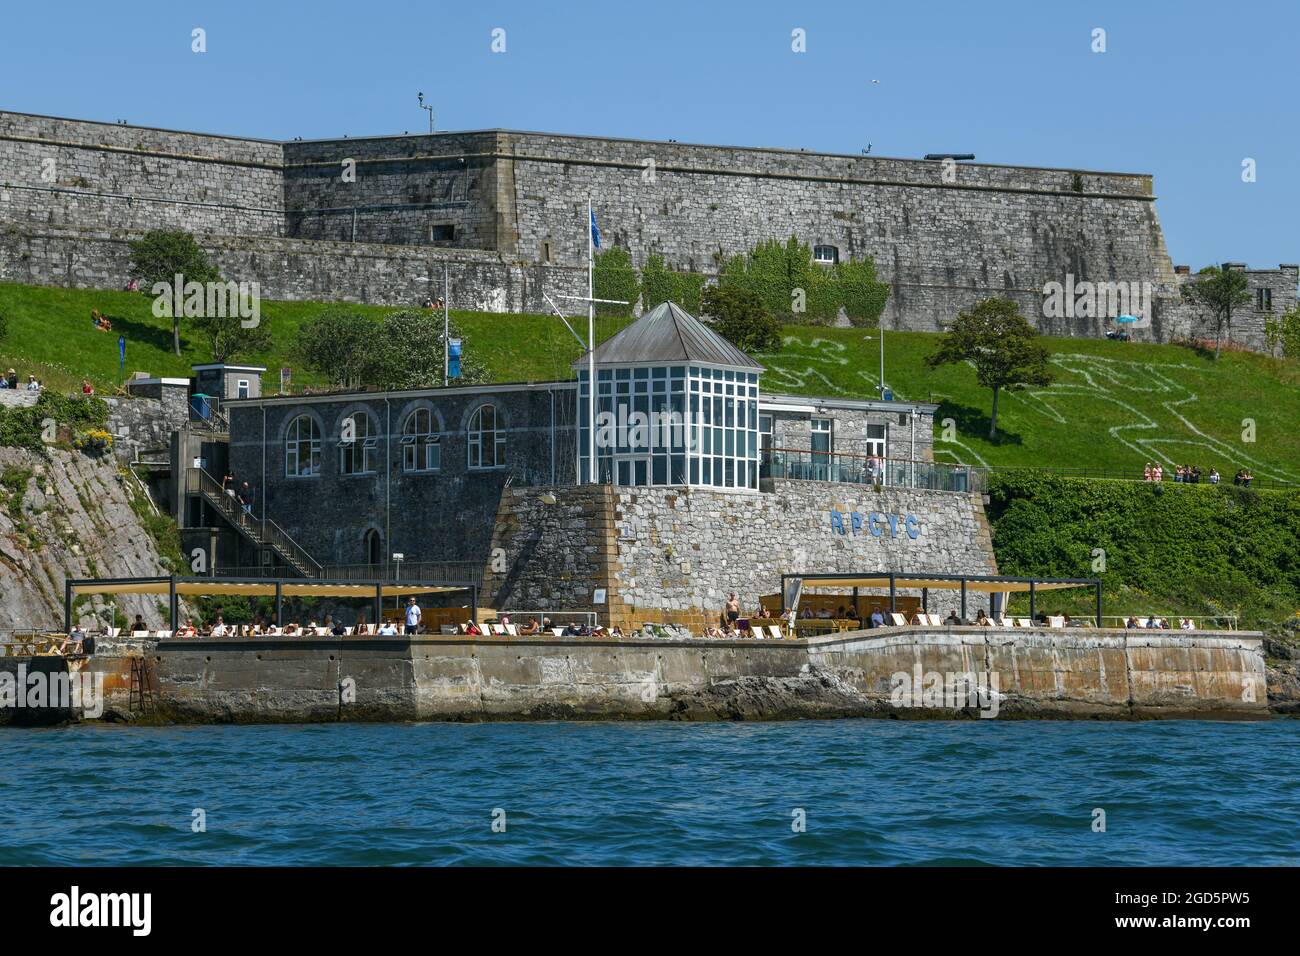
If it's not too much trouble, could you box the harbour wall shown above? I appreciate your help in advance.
[123,626,1266,723]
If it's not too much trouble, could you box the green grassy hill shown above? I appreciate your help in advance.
[2,281,1298,480]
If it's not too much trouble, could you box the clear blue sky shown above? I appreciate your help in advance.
[2,0,1295,269]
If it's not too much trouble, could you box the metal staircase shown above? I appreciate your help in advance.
[186,467,323,578]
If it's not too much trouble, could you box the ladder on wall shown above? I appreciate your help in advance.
[128,656,155,715]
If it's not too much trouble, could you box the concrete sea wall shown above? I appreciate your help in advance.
[135,626,1267,724]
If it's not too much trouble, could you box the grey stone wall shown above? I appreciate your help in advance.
[767,403,935,460]
[225,384,579,569]
[104,388,190,462]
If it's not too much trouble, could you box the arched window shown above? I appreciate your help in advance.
[401,408,441,473]
[467,404,505,470]
[339,413,378,475]
[285,415,321,477]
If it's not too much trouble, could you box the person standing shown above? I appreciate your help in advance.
[404,596,422,635]
[725,593,740,627]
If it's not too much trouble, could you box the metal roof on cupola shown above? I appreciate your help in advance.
[574,302,765,371]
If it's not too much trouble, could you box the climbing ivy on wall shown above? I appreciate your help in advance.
[0,392,109,454]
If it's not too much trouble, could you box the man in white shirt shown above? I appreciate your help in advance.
[404,596,422,635]
[378,621,398,636]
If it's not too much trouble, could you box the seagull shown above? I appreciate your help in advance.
[872,79,881,84]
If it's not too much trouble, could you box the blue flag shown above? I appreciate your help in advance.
[448,338,462,379]
[590,209,601,249]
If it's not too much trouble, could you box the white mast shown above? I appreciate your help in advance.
[587,198,596,483]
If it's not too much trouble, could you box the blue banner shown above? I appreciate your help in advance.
[118,335,126,372]
[448,338,462,379]
[590,209,601,249]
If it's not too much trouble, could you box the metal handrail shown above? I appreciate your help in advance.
[189,467,322,577]
[762,448,979,493]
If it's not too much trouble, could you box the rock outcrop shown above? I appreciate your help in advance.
[0,446,178,631]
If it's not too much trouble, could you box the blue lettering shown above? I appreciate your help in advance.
[868,513,882,537]
[850,511,863,536]
[886,514,899,538]
[905,514,920,539]
[830,509,845,535]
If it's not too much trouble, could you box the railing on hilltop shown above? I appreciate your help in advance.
[972,464,1297,490]
[762,448,980,493]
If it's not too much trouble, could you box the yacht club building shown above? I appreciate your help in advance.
[208,303,996,629]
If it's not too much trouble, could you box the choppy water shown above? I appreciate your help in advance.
[2,720,1297,866]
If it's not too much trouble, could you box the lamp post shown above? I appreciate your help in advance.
[417,92,433,134]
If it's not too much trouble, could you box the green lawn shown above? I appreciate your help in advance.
[2,281,1298,479]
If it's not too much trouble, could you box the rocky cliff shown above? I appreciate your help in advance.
[0,446,178,631]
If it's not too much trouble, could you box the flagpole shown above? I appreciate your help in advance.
[443,265,450,388]
[587,197,596,484]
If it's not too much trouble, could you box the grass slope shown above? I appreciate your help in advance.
[2,282,1297,479]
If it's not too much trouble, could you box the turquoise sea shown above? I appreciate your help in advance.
[2,720,1297,866]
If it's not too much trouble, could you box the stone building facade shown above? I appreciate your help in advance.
[4,108,1290,349]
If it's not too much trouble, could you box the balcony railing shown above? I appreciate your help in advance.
[762,448,980,493]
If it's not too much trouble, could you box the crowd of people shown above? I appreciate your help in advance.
[1124,615,1198,630]
[0,368,42,391]
[1142,462,1255,485]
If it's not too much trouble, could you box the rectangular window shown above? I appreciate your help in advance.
[430,223,455,242]
[236,379,249,399]
[1257,288,1273,311]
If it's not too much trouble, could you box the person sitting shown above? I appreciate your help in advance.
[609,626,625,639]
[60,626,86,655]
[326,615,346,637]
[283,622,301,636]
[464,620,482,636]
[869,606,885,628]
[975,609,991,626]
[519,617,540,636]
[1180,617,1195,630]
[944,610,961,625]
[176,619,198,638]
[25,375,41,391]
[1208,468,1220,484]
[129,614,149,635]
[378,620,399,636]
[1143,462,1152,481]
[5,369,17,389]
[815,607,832,620]
[209,616,228,637]
[799,607,813,619]
[1125,615,1139,629]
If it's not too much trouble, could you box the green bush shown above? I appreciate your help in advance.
[700,286,782,353]
[986,471,1300,628]
[0,391,109,454]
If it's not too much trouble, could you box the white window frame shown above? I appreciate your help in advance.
[236,379,250,400]
[467,404,506,470]
[338,413,378,476]
[813,245,839,265]
[285,415,321,478]
[401,409,441,473]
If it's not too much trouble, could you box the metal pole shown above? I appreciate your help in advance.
[64,580,72,633]
[374,583,382,632]
[960,579,967,622]
[169,575,177,632]
[888,573,896,614]
[470,585,478,629]
[922,587,928,614]
[1029,581,1036,622]
[443,266,450,388]
[275,581,283,627]
[587,198,596,484]
[1096,580,1103,628]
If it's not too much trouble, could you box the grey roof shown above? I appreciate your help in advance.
[575,302,764,371]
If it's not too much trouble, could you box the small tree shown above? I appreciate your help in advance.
[292,309,381,390]
[1265,303,1300,359]
[593,247,640,316]
[926,297,1054,439]
[1181,265,1251,360]
[365,309,486,390]
[700,286,782,353]
[127,230,221,356]
[192,313,272,364]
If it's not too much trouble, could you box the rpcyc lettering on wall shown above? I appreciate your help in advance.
[829,508,920,539]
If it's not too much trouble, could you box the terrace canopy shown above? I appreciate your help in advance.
[780,572,1102,625]
[64,576,477,632]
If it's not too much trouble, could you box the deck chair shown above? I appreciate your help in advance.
[505,624,518,637]
[266,626,282,636]
[551,627,565,637]
[109,627,120,638]
[889,613,909,626]
[491,623,507,636]
[1015,618,1032,628]
[343,627,354,635]
[764,626,780,639]
[999,618,1014,628]
[154,630,173,639]
[1047,615,1065,628]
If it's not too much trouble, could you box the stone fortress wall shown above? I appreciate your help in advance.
[0,109,1292,349]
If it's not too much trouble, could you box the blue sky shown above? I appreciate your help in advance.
[2,0,1295,269]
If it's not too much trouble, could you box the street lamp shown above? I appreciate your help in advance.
[417,92,433,134]
[392,552,404,582]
